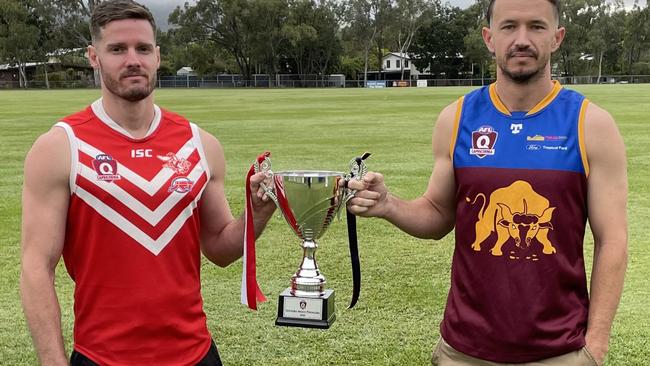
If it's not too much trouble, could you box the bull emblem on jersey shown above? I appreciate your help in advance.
[466,180,556,257]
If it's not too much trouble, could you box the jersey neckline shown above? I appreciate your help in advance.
[91,98,162,140]
[488,80,562,117]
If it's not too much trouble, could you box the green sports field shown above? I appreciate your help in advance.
[1,85,648,365]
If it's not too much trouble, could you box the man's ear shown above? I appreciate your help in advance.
[482,26,495,54]
[552,26,566,52]
[156,45,161,70]
[87,45,100,69]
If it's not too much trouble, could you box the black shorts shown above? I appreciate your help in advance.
[70,340,223,366]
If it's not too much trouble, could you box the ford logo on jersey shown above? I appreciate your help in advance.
[526,144,542,151]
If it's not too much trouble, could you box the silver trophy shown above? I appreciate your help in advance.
[255,154,368,328]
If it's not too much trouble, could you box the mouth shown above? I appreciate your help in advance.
[121,74,147,81]
[508,51,536,59]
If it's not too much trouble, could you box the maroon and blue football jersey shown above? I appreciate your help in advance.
[442,81,591,363]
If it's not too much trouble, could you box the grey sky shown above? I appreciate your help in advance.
[140,0,647,30]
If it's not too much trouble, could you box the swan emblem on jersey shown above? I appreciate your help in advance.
[92,154,121,182]
[466,180,557,258]
[158,152,191,175]
[470,125,498,158]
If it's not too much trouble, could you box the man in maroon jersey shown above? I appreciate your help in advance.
[20,1,275,365]
[348,0,627,365]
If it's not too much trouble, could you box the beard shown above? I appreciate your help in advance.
[497,46,548,84]
[100,63,156,102]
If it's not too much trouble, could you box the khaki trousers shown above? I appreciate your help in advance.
[431,338,600,366]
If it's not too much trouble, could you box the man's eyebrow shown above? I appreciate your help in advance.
[105,42,126,48]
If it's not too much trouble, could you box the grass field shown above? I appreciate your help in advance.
[0,85,648,365]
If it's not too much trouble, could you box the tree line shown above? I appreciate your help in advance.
[1,0,650,87]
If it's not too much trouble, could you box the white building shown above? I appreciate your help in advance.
[176,66,196,77]
[381,52,423,78]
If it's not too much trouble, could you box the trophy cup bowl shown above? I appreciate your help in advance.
[255,153,369,328]
[256,158,349,328]
[272,171,345,298]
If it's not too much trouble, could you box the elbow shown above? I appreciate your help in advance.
[203,252,238,268]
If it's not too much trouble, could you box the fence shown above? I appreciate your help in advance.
[1,74,650,89]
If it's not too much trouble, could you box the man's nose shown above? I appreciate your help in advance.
[124,48,142,67]
[513,27,532,48]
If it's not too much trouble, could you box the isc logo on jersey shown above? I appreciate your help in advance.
[131,148,153,158]
[92,154,121,182]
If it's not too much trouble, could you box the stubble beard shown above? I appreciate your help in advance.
[497,48,549,84]
[100,63,156,102]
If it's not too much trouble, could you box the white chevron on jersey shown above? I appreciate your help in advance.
[75,183,207,255]
[76,138,197,196]
[77,162,205,226]
[55,117,209,256]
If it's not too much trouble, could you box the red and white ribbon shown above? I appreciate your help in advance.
[241,152,270,310]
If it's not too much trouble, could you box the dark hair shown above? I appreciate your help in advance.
[90,0,156,43]
[486,0,560,25]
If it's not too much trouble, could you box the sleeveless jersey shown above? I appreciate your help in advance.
[443,82,591,363]
[57,99,212,366]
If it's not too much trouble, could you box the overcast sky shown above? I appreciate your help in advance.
[139,0,647,30]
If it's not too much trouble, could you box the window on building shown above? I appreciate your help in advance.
[386,60,391,69]
[405,60,409,68]
[396,60,401,68]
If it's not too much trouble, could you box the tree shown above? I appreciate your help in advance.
[411,5,468,79]
[586,1,625,82]
[622,2,650,74]
[281,0,342,80]
[394,0,438,80]
[0,0,56,88]
[170,0,292,81]
[345,0,381,85]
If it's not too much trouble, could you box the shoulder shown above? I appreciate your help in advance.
[62,106,94,124]
[583,101,621,145]
[160,107,195,126]
[24,126,71,186]
[434,98,463,137]
[583,101,625,165]
[197,127,225,178]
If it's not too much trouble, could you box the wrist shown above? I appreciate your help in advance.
[378,192,395,220]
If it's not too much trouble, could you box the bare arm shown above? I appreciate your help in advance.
[348,101,458,239]
[198,129,275,266]
[20,128,71,366]
[583,103,628,365]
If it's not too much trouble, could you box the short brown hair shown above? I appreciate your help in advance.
[486,0,560,26]
[90,0,156,43]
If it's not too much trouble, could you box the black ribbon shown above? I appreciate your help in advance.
[346,152,371,309]
[347,208,361,309]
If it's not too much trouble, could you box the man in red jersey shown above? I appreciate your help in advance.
[20,1,275,365]
[348,0,627,365]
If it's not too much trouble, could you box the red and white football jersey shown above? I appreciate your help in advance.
[57,99,212,365]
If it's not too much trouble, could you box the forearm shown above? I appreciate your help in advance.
[382,194,455,240]
[586,240,628,347]
[202,210,273,267]
[20,267,68,366]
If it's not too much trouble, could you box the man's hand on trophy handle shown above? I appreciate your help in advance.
[346,172,387,217]
[249,172,277,211]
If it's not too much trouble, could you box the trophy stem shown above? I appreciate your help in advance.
[290,240,326,297]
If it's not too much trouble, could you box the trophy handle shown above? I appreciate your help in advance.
[253,155,279,207]
[343,152,371,204]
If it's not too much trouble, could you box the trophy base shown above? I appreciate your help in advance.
[276,288,336,329]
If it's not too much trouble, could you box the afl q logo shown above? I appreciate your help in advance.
[92,154,121,182]
[470,125,498,158]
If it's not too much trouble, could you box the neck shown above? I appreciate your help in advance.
[494,67,554,113]
[101,90,155,139]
